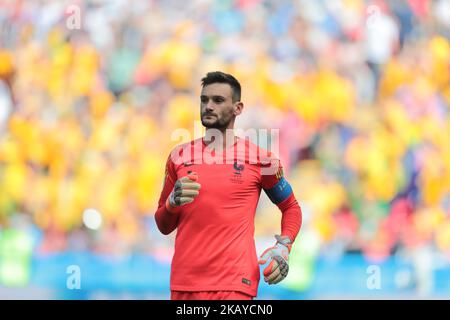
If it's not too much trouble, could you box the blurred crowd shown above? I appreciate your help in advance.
[0,0,449,272]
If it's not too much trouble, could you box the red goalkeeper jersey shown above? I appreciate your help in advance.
[155,137,301,297]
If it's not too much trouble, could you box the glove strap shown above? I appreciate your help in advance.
[275,235,293,253]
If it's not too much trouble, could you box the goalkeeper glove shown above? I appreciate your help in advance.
[258,235,292,285]
[165,172,201,212]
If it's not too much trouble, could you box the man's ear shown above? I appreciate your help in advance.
[234,101,244,116]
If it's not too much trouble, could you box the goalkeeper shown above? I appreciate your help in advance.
[154,71,302,300]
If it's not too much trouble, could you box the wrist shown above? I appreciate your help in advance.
[165,197,181,213]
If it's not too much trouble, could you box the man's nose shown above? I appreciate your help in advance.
[205,101,214,112]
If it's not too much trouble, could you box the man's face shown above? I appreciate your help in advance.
[200,83,236,129]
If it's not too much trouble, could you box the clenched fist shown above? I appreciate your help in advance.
[166,172,201,212]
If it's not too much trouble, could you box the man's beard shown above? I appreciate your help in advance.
[201,114,232,129]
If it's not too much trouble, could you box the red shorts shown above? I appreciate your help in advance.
[171,291,253,300]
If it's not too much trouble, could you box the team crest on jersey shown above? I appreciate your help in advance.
[231,161,244,184]
[233,162,244,174]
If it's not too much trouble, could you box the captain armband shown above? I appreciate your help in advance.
[263,177,293,205]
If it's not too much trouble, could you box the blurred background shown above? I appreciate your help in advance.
[0,0,449,299]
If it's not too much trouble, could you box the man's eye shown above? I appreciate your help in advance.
[201,98,208,103]
[213,98,224,103]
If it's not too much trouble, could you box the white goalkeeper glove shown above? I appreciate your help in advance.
[258,235,292,285]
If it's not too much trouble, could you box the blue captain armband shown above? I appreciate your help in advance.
[264,177,293,204]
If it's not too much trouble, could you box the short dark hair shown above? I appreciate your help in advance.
[201,71,241,102]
